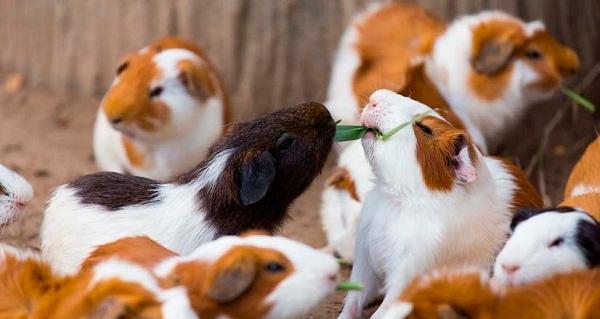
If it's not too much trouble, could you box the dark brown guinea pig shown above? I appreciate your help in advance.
[41,102,335,275]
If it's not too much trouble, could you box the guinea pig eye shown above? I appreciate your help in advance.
[116,62,129,75]
[0,185,7,195]
[524,49,542,60]
[277,133,297,151]
[548,237,564,248]
[149,86,163,98]
[415,122,433,135]
[264,262,286,273]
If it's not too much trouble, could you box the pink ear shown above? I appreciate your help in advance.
[454,146,477,184]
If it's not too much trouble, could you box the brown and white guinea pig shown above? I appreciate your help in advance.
[338,90,542,319]
[0,244,197,319]
[492,206,600,287]
[94,36,230,181]
[320,87,543,264]
[0,164,33,229]
[42,102,335,275]
[327,2,579,152]
[381,269,496,319]
[496,268,600,319]
[83,234,340,319]
[561,136,600,219]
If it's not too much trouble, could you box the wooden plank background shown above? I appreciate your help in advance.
[0,0,598,120]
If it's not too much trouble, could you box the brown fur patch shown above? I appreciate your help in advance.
[495,157,544,211]
[400,271,496,319]
[82,236,178,270]
[352,3,445,105]
[122,136,148,168]
[415,116,477,192]
[327,167,361,202]
[497,268,600,318]
[164,246,294,319]
[560,193,600,222]
[564,137,600,198]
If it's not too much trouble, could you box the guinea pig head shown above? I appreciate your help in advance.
[360,89,478,193]
[467,13,579,102]
[189,102,335,234]
[155,235,339,319]
[102,37,223,141]
[493,207,600,286]
[0,164,33,228]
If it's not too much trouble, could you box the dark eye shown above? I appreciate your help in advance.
[264,262,286,273]
[524,49,542,60]
[277,133,297,151]
[0,185,7,195]
[116,62,129,75]
[549,237,564,248]
[149,86,163,98]
[415,122,433,135]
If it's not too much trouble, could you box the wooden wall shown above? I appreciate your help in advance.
[0,0,598,119]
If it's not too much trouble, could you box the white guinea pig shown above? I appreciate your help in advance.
[84,233,340,319]
[0,164,33,228]
[493,207,600,286]
[94,37,230,181]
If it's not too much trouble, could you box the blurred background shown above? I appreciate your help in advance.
[0,1,598,317]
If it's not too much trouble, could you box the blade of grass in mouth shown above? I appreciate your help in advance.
[562,87,596,113]
[334,110,432,142]
[336,281,363,291]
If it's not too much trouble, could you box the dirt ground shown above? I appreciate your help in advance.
[0,81,598,318]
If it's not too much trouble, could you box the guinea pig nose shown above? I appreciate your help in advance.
[502,263,520,275]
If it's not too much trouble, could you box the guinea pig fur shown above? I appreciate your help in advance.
[41,102,335,275]
[495,268,600,319]
[338,90,542,319]
[381,269,496,319]
[561,136,600,219]
[83,234,340,319]
[320,140,374,262]
[94,37,231,181]
[327,2,579,152]
[492,207,600,286]
[0,164,33,229]
[0,245,197,319]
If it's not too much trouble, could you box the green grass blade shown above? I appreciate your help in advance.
[336,281,363,291]
[377,110,433,141]
[334,127,367,142]
[562,87,596,113]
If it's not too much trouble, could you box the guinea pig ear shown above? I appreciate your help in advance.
[471,39,515,75]
[237,151,276,206]
[205,247,257,303]
[177,60,217,101]
[510,208,545,231]
[575,219,600,267]
[452,136,477,185]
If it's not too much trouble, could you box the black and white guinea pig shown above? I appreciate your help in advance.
[0,164,33,228]
[42,102,335,275]
[493,206,600,286]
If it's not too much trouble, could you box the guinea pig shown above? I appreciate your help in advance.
[42,102,335,275]
[327,2,579,152]
[94,36,231,181]
[0,245,197,319]
[561,136,600,219]
[320,140,374,262]
[83,234,340,319]
[496,268,600,319]
[492,207,600,286]
[382,269,496,319]
[338,90,542,319]
[0,164,33,229]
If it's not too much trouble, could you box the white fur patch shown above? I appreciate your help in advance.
[570,184,600,197]
[0,243,40,262]
[381,302,414,319]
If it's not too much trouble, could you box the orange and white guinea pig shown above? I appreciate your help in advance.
[0,244,197,319]
[94,37,230,181]
[83,233,340,319]
[0,164,33,229]
[561,136,600,219]
[327,2,579,152]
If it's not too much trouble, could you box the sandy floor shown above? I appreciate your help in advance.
[0,83,597,318]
